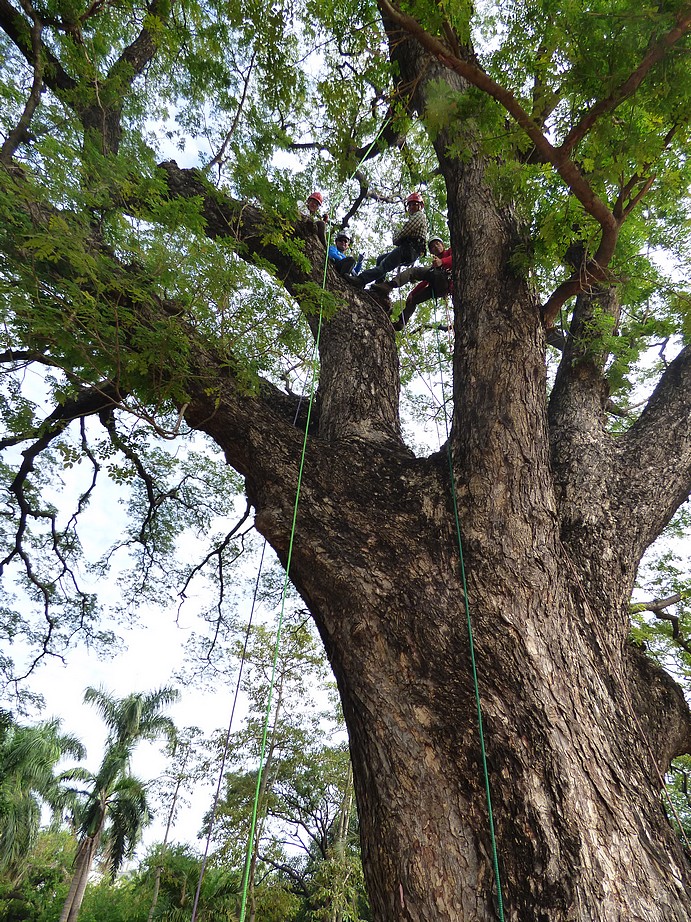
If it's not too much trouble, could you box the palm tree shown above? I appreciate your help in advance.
[59,686,179,922]
[0,711,86,884]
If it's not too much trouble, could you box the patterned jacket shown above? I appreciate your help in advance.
[392,210,429,255]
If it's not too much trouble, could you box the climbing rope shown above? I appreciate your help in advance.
[236,117,397,922]
[432,299,506,920]
[190,369,317,919]
[237,305,323,922]
[190,540,267,922]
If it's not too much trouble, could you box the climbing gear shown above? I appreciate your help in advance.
[335,231,350,243]
[190,537,267,922]
[430,298,506,922]
[406,191,424,206]
[428,236,444,247]
[238,315,323,922]
[308,191,323,205]
[237,118,397,922]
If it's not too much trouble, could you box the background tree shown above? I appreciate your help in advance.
[0,713,84,884]
[135,844,244,922]
[0,829,76,922]
[59,686,178,922]
[145,727,205,922]
[3,0,691,919]
[202,612,356,922]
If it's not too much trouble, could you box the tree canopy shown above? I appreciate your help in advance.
[1,0,691,671]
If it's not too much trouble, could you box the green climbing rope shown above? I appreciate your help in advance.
[433,311,506,921]
[237,310,323,922]
[237,118,394,922]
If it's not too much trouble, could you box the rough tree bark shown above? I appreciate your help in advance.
[175,204,691,920]
[4,124,691,922]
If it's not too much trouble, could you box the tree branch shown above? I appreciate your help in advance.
[0,0,76,94]
[0,349,63,366]
[351,107,408,163]
[114,0,169,79]
[559,5,691,157]
[0,384,122,678]
[377,0,617,234]
[377,0,687,328]
[631,592,690,616]
[614,344,691,559]
[0,0,43,163]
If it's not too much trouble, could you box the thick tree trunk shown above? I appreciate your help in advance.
[246,404,691,921]
[5,0,691,919]
[173,183,691,917]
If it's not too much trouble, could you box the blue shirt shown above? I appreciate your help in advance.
[328,245,363,274]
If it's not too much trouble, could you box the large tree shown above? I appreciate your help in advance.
[2,0,691,919]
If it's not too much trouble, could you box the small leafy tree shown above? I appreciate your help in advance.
[0,829,75,922]
[136,844,242,921]
[146,727,206,922]
[204,614,368,921]
[59,686,178,922]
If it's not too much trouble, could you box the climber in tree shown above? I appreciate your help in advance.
[302,191,329,247]
[328,231,364,277]
[374,236,453,328]
[350,192,428,289]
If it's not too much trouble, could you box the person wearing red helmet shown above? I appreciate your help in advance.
[351,192,428,289]
[302,191,329,247]
[306,191,323,212]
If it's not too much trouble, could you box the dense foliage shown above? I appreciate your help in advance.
[0,0,690,692]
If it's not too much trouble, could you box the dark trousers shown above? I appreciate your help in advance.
[331,256,356,275]
[393,269,451,329]
[357,243,419,287]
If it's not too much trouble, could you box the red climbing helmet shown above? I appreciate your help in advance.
[307,191,323,205]
[406,191,424,208]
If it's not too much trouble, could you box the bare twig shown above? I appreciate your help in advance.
[0,0,44,163]
[209,47,258,174]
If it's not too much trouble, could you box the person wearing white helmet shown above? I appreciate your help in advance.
[350,192,428,288]
[328,231,364,277]
[372,236,453,329]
